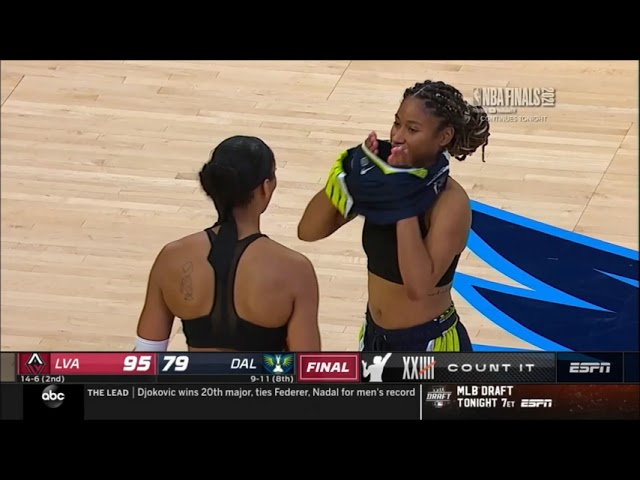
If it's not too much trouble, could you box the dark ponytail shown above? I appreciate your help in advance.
[199,161,244,223]
[199,135,275,224]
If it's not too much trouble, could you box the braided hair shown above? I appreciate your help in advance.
[403,80,490,162]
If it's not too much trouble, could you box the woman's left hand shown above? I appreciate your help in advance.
[388,145,412,167]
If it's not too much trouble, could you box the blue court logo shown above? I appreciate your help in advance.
[455,201,639,352]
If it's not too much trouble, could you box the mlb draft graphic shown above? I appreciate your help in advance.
[424,386,453,408]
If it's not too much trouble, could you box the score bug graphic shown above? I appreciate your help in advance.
[160,355,190,372]
[124,354,191,373]
[122,354,154,372]
[263,354,294,374]
[155,352,296,380]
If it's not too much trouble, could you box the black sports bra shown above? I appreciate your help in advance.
[362,215,460,287]
[181,222,288,351]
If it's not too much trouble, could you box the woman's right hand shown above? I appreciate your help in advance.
[365,131,379,155]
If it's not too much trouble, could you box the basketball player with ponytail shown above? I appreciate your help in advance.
[298,80,490,352]
[135,135,321,352]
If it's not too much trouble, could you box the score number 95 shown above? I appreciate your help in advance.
[122,355,190,372]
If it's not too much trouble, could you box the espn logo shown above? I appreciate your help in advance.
[569,362,610,374]
[521,399,552,408]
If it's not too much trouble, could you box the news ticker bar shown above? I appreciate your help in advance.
[7,383,639,420]
[7,351,640,384]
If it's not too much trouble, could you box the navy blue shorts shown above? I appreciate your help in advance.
[358,304,473,352]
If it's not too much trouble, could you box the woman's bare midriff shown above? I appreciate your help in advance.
[367,272,453,329]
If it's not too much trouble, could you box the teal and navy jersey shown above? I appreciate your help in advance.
[342,140,450,224]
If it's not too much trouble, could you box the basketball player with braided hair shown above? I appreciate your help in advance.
[298,80,490,352]
[135,135,321,353]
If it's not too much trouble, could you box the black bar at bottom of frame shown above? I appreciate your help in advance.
[22,383,421,420]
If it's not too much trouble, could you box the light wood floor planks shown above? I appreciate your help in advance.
[1,60,637,352]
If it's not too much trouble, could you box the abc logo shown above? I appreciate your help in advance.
[41,385,65,408]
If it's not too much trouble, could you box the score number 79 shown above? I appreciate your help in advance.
[122,355,190,372]
[161,355,189,372]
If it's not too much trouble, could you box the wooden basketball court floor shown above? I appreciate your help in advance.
[1,60,637,353]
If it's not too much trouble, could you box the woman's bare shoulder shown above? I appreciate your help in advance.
[426,176,472,227]
[264,238,315,270]
[431,176,469,208]
[445,176,469,198]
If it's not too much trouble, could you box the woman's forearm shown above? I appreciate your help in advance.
[297,190,346,241]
